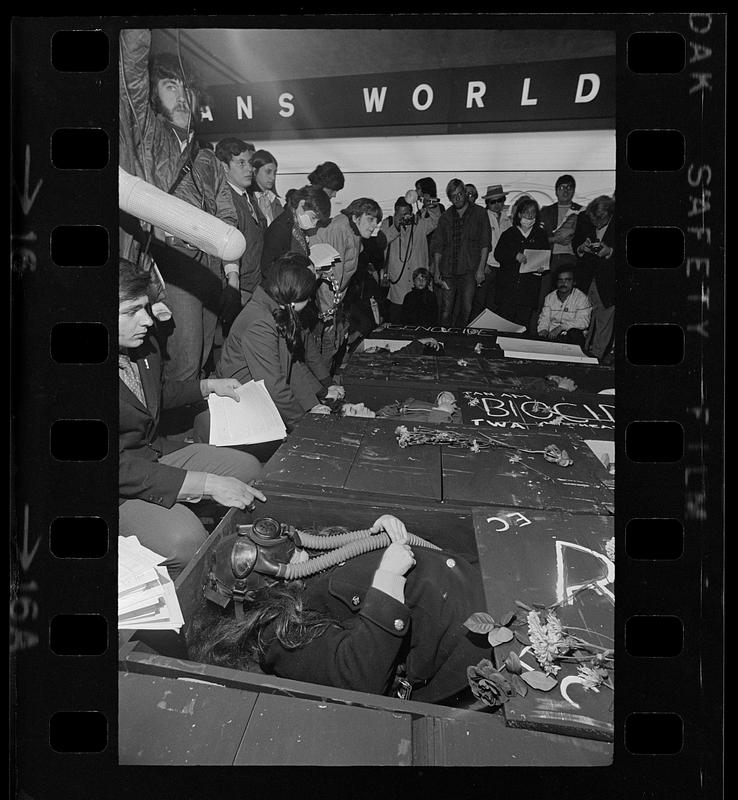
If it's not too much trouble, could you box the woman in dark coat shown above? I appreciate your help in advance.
[215,252,337,431]
[260,185,332,274]
[187,514,488,704]
[493,196,550,332]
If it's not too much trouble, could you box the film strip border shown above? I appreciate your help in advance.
[10,14,723,795]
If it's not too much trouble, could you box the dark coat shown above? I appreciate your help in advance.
[228,185,266,295]
[260,207,310,275]
[401,287,438,327]
[493,223,551,313]
[262,546,488,703]
[571,214,617,306]
[119,338,204,507]
[216,285,331,430]
[539,201,583,242]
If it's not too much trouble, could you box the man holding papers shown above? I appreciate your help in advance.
[118,259,265,578]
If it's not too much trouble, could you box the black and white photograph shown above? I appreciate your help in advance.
[10,12,723,790]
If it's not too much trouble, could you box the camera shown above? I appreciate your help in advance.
[399,213,414,228]
[590,241,603,253]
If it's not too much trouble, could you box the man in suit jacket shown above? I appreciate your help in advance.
[118,259,266,577]
[538,174,583,312]
[572,196,617,360]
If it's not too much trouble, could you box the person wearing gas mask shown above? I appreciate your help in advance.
[214,252,341,432]
[118,258,265,579]
[259,185,333,274]
[187,513,488,704]
[379,196,441,323]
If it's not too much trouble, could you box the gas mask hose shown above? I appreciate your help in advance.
[295,527,440,551]
[277,531,439,580]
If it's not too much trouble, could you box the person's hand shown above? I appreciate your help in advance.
[378,542,416,576]
[438,279,450,290]
[371,514,409,543]
[325,384,345,401]
[577,238,593,257]
[549,326,563,339]
[417,337,441,350]
[205,378,242,401]
[226,271,240,289]
[310,404,332,414]
[475,268,486,286]
[597,243,613,258]
[515,252,527,264]
[204,475,266,510]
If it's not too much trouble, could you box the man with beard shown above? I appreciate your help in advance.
[536,265,592,347]
[119,30,239,409]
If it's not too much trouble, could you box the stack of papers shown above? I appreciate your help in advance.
[519,249,551,273]
[118,537,184,632]
[208,379,287,446]
[495,336,599,364]
[309,242,341,270]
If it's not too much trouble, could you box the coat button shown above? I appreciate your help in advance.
[394,618,405,631]
[351,595,361,606]
[445,558,456,568]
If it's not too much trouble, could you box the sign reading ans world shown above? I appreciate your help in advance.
[197,57,614,137]
[460,388,615,433]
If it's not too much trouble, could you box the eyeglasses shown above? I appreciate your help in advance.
[557,183,575,191]
[450,191,466,201]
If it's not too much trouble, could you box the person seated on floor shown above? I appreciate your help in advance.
[214,252,345,432]
[187,513,488,704]
[536,264,592,348]
[118,258,266,579]
[400,267,439,327]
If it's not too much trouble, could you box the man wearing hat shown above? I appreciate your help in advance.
[471,184,512,317]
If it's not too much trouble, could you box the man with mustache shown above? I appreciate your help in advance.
[119,30,239,434]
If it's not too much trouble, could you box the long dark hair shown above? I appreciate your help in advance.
[186,580,337,670]
[262,252,316,360]
[248,149,280,196]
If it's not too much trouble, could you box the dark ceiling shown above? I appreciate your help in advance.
[151,27,615,86]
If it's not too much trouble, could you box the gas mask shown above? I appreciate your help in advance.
[203,517,298,618]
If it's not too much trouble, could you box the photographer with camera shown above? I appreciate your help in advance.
[379,195,441,323]
[571,195,616,361]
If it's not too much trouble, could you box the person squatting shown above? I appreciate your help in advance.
[118,30,615,702]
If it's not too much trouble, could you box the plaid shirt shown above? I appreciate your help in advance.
[431,204,491,278]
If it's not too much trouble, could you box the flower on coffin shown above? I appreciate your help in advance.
[466,659,517,708]
[550,415,565,426]
[457,358,469,366]
[577,664,609,691]
[470,441,481,453]
[543,444,573,467]
[527,610,569,676]
[508,454,522,464]
[467,396,481,407]
[395,425,410,447]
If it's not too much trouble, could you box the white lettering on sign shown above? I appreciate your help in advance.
[236,95,253,120]
[521,78,538,106]
[486,512,532,531]
[689,12,712,33]
[278,93,295,118]
[412,84,434,111]
[466,81,487,108]
[574,73,600,103]
[689,42,713,63]
[555,540,614,604]
[363,86,388,113]
[200,106,213,122]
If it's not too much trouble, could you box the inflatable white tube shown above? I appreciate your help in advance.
[119,167,246,262]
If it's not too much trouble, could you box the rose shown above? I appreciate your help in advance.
[466,659,517,708]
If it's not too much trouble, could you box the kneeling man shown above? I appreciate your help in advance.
[536,265,592,348]
[118,258,265,577]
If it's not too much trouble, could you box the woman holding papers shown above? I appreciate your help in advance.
[260,185,332,273]
[493,196,550,333]
[216,253,341,431]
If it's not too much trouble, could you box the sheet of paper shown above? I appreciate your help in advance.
[584,439,615,471]
[496,336,599,364]
[519,249,551,273]
[208,379,287,446]
[308,242,341,269]
[118,536,167,594]
[466,309,526,333]
[358,339,414,353]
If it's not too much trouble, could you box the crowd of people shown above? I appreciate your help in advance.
[117,31,616,702]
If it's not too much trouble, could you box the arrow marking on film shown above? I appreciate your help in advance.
[19,504,40,572]
[14,145,44,216]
